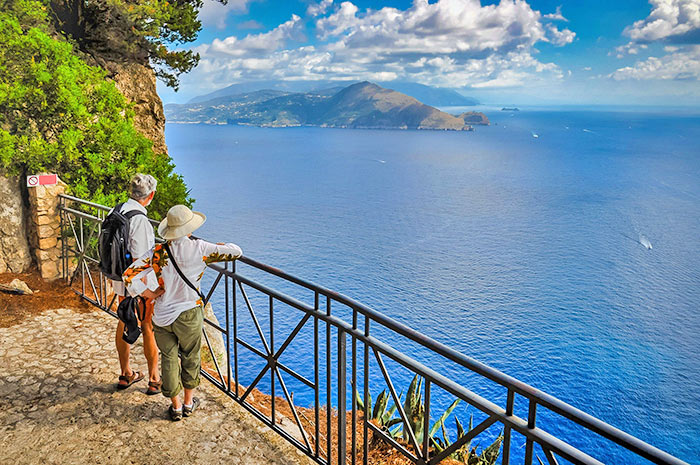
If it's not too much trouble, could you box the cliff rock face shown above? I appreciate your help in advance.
[110,63,168,155]
[0,175,32,273]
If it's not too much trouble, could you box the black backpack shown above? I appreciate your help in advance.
[98,203,146,281]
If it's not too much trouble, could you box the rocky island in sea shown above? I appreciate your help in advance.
[165,81,487,131]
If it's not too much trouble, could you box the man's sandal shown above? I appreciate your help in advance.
[146,380,162,396]
[116,370,145,390]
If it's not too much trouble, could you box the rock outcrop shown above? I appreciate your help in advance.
[0,175,32,273]
[457,111,490,125]
[110,63,168,155]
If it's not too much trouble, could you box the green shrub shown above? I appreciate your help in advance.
[0,0,192,219]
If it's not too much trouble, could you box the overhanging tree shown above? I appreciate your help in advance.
[48,0,225,89]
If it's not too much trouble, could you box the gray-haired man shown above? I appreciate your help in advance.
[112,174,161,394]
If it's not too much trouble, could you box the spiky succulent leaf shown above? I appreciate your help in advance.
[431,436,445,452]
[386,417,403,428]
[441,418,450,445]
[456,416,465,437]
[355,388,364,411]
[429,398,460,438]
[373,390,389,421]
[383,401,398,424]
[479,434,503,465]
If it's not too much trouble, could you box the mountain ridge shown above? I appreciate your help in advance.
[166,81,484,131]
[187,80,478,107]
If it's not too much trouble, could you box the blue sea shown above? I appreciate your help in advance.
[165,106,700,464]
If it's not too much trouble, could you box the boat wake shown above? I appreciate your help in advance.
[639,234,653,250]
[620,232,653,250]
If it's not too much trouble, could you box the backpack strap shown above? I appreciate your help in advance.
[163,242,207,304]
[123,209,146,219]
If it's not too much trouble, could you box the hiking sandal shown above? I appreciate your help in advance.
[146,380,162,396]
[116,370,144,390]
[183,397,200,417]
[168,405,183,421]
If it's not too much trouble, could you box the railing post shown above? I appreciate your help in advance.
[525,400,537,465]
[314,292,320,459]
[363,318,370,465]
[423,380,431,462]
[338,328,347,465]
[225,261,231,394]
[351,310,357,465]
[503,389,514,465]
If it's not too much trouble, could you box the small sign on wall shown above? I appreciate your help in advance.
[27,174,57,187]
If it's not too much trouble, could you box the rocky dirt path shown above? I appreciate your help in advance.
[0,308,314,465]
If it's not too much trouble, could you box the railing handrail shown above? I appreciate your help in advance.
[58,193,689,465]
[234,258,686,465]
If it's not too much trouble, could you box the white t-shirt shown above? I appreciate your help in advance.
[123,236,242,327]
[110,199,155,296]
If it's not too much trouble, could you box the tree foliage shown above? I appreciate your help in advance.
[48,0,221,89]
[0,0,191,219]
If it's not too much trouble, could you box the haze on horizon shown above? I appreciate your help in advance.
[157,0,700,107]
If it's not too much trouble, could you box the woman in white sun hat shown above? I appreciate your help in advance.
[123,204,242,421]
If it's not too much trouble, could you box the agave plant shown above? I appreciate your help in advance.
[355,388,402,434]
[356,375,502,464]
[393,375,461,447]
[432,413,503,465]
[356,375,460,447]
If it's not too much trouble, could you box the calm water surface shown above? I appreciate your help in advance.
[166,107,700,463]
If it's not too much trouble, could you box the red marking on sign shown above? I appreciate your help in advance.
[39,174,57,185]
[27,175,39,187]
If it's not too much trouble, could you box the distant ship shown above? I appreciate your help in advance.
[502,107,520,111]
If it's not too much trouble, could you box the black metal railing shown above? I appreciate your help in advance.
[58,193,688,465]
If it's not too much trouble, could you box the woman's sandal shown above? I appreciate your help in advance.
[168,405,183,421]
[116,370,145,390]
[146,380,162,396]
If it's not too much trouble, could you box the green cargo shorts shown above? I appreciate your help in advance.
[153,306,203,398]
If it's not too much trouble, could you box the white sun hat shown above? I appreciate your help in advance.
[158,205,206,240]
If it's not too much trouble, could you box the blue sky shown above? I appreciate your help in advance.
[157,0,700,106]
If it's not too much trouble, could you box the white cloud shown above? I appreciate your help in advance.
[201,15,304,57]
[308,0,334,17]
[543,6,569,22]
[610,45,700,80]
[624,0,700,43]
[547,24,576,45]
[199,0,256,30]
[611,0,700,80]
[612,42,648,58]
[316,0,574,54]
[186,0,575,92]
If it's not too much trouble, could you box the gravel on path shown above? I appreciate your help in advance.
[0,308,315,465]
